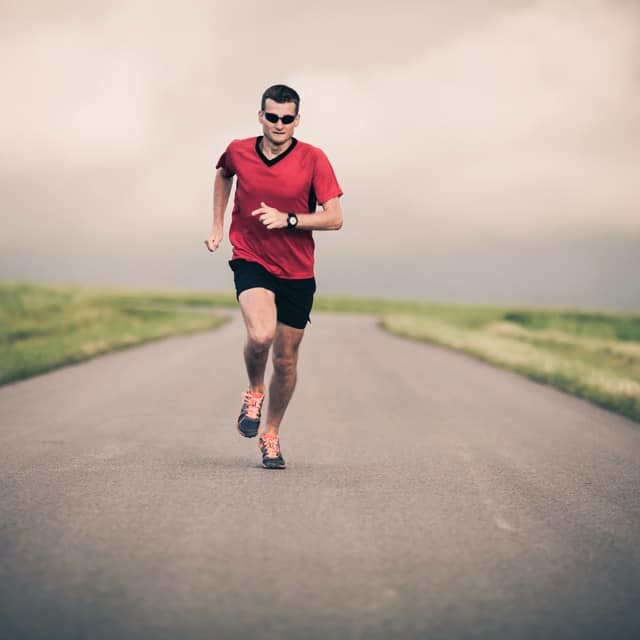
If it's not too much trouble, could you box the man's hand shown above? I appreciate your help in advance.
[204,227,223,252]
[251,201,288,230]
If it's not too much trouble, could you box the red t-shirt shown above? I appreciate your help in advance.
[216,136,343,279]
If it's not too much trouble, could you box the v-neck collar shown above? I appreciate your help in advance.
[255,136,298,167]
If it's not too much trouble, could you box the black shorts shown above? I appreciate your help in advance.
[229,259,316,330]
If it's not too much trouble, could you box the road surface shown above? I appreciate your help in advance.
[1,313,639,639]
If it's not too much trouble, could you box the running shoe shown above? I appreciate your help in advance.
[237,389,265,438]
[258,432,286,469]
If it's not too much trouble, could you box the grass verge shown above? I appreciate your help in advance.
[0,282,233,386]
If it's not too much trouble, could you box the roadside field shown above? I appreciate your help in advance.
[0,283,231,386]
[379,306,640,423]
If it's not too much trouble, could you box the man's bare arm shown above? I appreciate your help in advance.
[250,197,343,231]
[296,197,343,231]
[205,168,233,252]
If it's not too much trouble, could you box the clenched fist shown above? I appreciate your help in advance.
[204,228,223,252]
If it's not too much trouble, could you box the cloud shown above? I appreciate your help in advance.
[0,24,152,169]
[294,0,640,235]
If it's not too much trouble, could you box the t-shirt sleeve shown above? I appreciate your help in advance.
[215,142,236,178]
[313,149,343,204]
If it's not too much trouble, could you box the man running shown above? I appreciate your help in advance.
[205,84,343,469]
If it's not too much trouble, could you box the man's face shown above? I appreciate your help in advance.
[258,98,300,147]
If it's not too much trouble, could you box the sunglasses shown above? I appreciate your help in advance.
[263,112,296,125]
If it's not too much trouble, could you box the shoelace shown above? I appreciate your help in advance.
[261,434,280,458]
[243,390,264,420]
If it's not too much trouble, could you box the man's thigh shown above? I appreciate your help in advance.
[238,288,277,341]
[230,259,278,340]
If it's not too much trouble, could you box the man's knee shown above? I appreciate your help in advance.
[272,352,297,375]
[248,330,275,352]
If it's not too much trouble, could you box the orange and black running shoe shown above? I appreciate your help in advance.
[258,433,285,469]
[237,389,264,438]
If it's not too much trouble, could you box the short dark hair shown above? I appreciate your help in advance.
[261,84,300,114]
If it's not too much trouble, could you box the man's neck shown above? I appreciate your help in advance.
[261,136,293,160]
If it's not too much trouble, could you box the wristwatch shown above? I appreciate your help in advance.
[287,213,298,229]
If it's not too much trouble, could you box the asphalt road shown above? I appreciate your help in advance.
[1,313,639,640]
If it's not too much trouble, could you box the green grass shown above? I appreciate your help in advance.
[2,282,639,423]
[0,282,233,386]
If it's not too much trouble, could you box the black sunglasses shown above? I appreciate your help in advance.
[263,112,296,125]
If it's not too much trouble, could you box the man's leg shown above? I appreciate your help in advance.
[263,322,305,436]
[238,288,277,392]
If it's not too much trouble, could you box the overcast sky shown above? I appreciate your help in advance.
[1,0,639,309]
